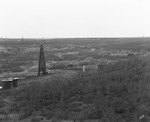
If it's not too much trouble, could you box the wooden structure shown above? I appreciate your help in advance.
[12,78,19,87]
[38,45,47,76]
[2,81,12,90]
[1,78,19,90]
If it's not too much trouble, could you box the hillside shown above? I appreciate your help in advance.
[1,38,150,121]
[1,57,150,122]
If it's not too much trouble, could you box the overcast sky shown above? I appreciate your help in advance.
[0,0,150,38]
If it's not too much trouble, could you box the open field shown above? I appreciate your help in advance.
[0,37,150,76]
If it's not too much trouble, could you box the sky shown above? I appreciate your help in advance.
[0,0,150,38]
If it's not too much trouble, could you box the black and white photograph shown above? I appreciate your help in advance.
[0,0,150,121]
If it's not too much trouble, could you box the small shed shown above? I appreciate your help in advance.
[1,77,19,90]
[12,78,19,87]
[2,79,13,90]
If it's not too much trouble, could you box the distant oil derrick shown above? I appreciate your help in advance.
[38,45,47,76]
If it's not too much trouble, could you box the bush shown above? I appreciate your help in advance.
[12,57,150,121]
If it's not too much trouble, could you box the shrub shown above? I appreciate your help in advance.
[12,57,150,121]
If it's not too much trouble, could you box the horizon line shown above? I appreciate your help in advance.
[0,36,149,40]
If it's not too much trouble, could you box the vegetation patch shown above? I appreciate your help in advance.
[9,57,150,122]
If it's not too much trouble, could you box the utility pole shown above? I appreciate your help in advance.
[38,45,47,76]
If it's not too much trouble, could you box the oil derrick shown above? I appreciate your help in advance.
[38,45,47,76]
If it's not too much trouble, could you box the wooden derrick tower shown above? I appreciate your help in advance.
[38,45,47,76]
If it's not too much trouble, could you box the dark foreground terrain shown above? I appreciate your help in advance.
[1,38,150,122]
